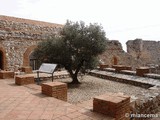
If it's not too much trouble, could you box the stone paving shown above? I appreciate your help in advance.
[0,78,114,120]
[0,70,160,120]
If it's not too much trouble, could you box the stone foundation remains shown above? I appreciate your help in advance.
[90,68,160,119]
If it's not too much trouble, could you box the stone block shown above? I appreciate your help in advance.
[21,66,32,73]
[15,75,34,85]
[136,67,149,76]
[41,82,67,101]
[93,92,130,120]
[99,64,109,69]
[0,71,14,79]
[112,65,132,73]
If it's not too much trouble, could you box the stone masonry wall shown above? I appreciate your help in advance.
[99,40,142,69]
[0,15,63,70]
[127,39,160,65]
[1,15,142,71]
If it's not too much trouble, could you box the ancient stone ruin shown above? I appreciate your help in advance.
[99,40,142,69]
[0,15,62,71]
[127,39,160,73]
[1,15,160,73]
[0,15,160,120]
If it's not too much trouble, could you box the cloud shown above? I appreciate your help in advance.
[0,0,160,51]
[0,0,21,16]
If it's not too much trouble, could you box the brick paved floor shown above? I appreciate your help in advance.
[0,78,114,120]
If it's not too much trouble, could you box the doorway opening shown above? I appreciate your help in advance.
[113,56,118,65]
[0,51,4,70]
[29,52,40,70]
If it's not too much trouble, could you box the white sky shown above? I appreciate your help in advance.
[0,0,160,51]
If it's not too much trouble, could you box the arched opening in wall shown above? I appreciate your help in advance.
[0,51,3,70]
[29,51,40,70]
[23,45,37,67]
[113,56,118,65]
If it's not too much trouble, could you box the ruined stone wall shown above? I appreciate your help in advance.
[0,15,62,70]
[127,39,160,65]
[0,15,147,71]
[99,40,142,69]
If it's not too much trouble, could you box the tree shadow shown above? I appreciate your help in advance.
[66,82,82,89]
[7,83,19,87]
[31,92,48,98]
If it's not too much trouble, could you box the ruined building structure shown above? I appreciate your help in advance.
[99,40,142,69]
[0,15,62,70]
[127,39,160,73]
[127,39,160,66]
[0,15,160,71]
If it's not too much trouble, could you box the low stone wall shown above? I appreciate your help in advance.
[144,73,160,80]
[130,87,160,120]
[90,70,160,119]
[36,74,70,81]
[89,71,153,88]
[100,67,160,81]
[103,68,115,72]
[120,70,136,75]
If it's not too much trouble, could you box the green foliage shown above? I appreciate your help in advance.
[34,20,107,83]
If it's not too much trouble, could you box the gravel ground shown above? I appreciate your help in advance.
[53,75,150,104]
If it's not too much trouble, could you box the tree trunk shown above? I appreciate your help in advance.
[70,73,80,84]
[65,60,84,84]
[67,68,81,84]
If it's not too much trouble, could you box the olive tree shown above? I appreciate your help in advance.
[34,20,107,84]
